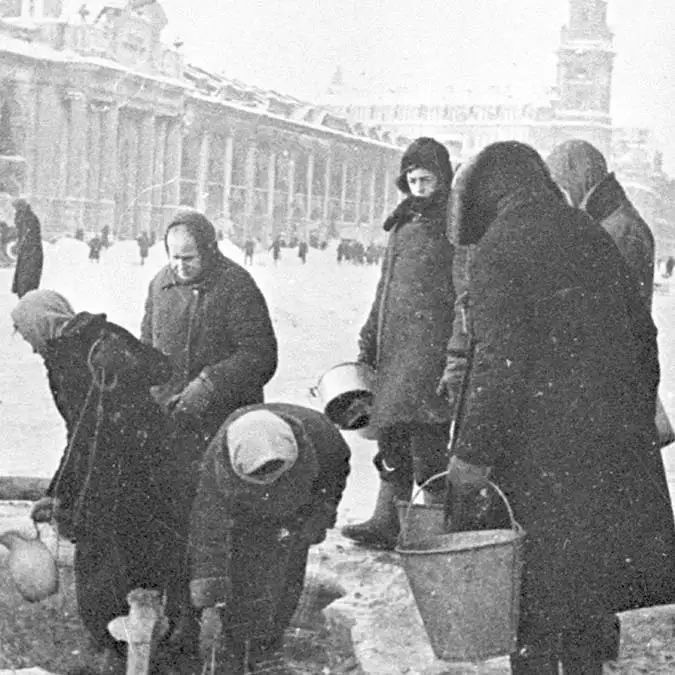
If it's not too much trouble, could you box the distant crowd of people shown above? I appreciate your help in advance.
[5,134,675,675]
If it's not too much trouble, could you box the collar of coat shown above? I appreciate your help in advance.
[581,172,626,223]
[382,189,449,232]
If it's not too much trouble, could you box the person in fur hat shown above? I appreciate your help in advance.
[341,137,456,550]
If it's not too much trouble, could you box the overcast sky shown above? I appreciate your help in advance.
[100,1,675,172]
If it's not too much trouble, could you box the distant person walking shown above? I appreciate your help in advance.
[137,231,151,266]
[298,240,308,264]
[11,198,43,298]
[244,238,255,266]
[88,235,102,263]
[270,236,282,265]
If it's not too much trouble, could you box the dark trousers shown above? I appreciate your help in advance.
[374,422,450,496]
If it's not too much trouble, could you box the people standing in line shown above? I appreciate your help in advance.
[442,141,675,675]
[11,198,43,298]
[546,139,674,449]
[189,403,351,674]
[140,208,278,662]
[341,137,456,550]
[137,231,150,266]
[270,236,282,265]
[244,237,255,266]
[13,290,179,673]
[298,239,308,264]
[88,235,102,263]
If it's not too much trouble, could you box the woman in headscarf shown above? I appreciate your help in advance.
[188,402,351,675]
[444,142,675,674]
[12,289,179,670]
[546,139,674,449]
[341,137,456,550]
[11,198,43,298]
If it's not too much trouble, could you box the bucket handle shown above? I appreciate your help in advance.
[398,472,523,545]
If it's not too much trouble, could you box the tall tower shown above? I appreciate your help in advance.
[555,0,615,155]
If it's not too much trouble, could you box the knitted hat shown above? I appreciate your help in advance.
[396,137,454,194]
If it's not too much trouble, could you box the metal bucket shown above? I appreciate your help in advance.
[396,475,526,663]
[310,362,376,435]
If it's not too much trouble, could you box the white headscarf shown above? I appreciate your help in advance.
[11,290,75,354]
[227,410,299,485]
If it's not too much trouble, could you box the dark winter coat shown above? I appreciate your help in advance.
[40,313,179,647]
[141,252,278,440]
[189,403,351,642]
[11,206,43,297]
[358,192,455,428]
[450,142,675,647]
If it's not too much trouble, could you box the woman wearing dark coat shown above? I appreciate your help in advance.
[141,209,279,658]
[444,141,675,674]
[546,139,674,448]
[189,402,351,674]
[11,198,43,297]
[12,290,179,668]
[341,137,455,550]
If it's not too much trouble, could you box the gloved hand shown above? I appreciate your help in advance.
[447,455,491,532]
[167,372,215,418]
[30,496,61,523]
[190,576,228,609]
[436,355,470,401]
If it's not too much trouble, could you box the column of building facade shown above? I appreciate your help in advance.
[85,109,102,227]
[381,167,391,222]
[66,93,88,230]
[134,113,155,237]
[195,130,210,212]
[354,163,363,224]
[264,147,276,247]
[305,149,314,240]
[243,138,257,237]
[221,132,234,225]
[368,161,377,227]
[322,148,332,224]
[151,118,167,234]
[163,116,183,226]
[14,80,38,197]
[339,159,348,225]
[286,149,296,227]
[98,104,118,233]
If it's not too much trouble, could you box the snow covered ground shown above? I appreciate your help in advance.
[1,237,675,528]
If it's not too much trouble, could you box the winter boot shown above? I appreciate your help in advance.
[341,475,412,550]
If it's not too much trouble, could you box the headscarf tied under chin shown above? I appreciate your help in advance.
[546,139,608,208]
[11,289,75,354]
[227,410,299,485]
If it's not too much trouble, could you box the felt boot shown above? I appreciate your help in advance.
[341,474,412,550]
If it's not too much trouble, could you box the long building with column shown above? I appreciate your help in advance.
[0,0,405,244]
[323,0,675,256]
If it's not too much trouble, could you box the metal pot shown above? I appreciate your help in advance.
[310,362,376,433]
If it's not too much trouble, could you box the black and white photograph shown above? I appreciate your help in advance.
[1,1,675,673]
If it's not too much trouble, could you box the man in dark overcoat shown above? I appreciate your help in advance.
[444,141,675,675]
[140,209,279,660]
[341,137,456,550]
[11,198,43,297]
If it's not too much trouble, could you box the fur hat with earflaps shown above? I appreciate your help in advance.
[396,137,454,194]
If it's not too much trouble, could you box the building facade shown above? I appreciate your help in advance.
[323,0,675,255]
[0,0,404,244]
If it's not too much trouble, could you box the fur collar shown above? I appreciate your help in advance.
[383,189,449,232]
